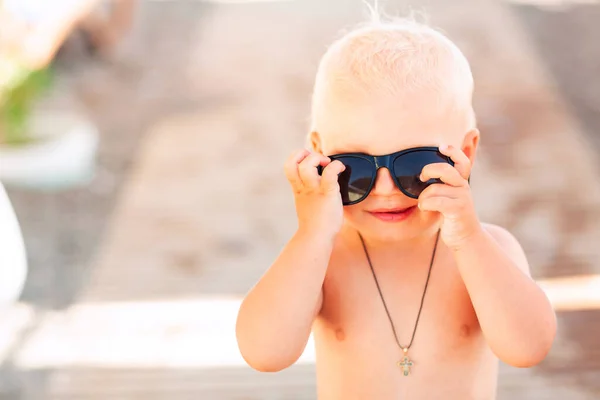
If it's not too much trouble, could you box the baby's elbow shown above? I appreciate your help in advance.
[236,330,298,372]
[503,333,555,368]
[246,357,291,373]
[238,346,296,373]
[505,349,549,368]
[235,309,304,372]
[504,313,557,368]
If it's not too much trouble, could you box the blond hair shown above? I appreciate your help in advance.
[310,10,475,131]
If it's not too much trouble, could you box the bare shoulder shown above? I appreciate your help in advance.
[482,223,531,276]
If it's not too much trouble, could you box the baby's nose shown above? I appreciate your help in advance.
[370,168,401,196]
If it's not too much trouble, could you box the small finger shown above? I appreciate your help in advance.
[320,160,346,192]
[299,152,330,189]
[284,149,310,189]
[420,163,465,187]
[438,144,471,180]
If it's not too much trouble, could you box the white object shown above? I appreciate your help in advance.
[0,181,27,306]
[0,111,99,190]
[2,0,97,23]
[12,297,314,369]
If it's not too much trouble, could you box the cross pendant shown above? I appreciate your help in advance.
[397,348,413,376]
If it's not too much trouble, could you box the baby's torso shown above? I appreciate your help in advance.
[312,241,498,400]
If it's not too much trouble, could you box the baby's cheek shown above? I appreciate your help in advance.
[340,207,367,232]
[416,207,442,224]
[342,206,363,222]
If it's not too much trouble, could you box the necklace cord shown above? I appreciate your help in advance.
[359,230,440,351]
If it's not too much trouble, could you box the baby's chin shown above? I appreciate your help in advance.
[344,207,441,244]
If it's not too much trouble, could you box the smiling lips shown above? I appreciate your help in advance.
[367,206,417,222]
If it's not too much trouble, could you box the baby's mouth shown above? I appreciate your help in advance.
[369,206,413,213]
[367,206,416,222]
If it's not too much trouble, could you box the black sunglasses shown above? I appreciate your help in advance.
[317,146,455,205]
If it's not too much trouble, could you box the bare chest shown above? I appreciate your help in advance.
[313,253,497,399]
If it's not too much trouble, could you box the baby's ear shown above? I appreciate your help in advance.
[461,128,480,164]
[308,131,324,154]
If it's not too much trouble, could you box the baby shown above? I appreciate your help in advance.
[236,14,557,400]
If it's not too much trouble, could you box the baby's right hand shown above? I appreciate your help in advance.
[284,149,346,239]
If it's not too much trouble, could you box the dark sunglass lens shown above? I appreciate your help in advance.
[393,150,451,197]
[336,157,374,204]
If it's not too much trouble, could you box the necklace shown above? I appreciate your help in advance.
[358,230,440,376]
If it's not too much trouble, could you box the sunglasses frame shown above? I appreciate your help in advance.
[322,146,455,205]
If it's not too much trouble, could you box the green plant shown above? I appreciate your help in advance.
[0,60,53,146]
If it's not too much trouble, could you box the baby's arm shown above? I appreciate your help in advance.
[453,224,557,367]
[236,149,345,373]
[235,230,332,372]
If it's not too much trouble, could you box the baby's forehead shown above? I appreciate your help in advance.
[319,104,455,155]
[325,130,442,156]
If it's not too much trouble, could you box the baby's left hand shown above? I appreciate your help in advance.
[418,144,483,251]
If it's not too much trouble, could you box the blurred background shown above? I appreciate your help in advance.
[1,0,599,399]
